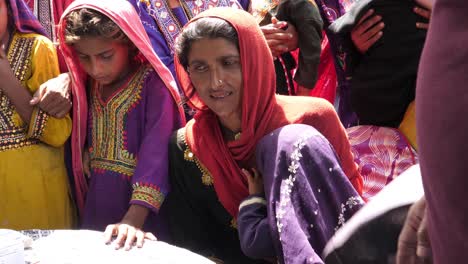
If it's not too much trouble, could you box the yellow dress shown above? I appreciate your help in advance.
[0,32,75,230]
[398,101,418,151]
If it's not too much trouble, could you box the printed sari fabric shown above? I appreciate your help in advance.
[237,124,363,264]
[58,0,185,229]
[347,125,418,200]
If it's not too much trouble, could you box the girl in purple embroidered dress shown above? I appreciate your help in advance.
[60,0,183,250]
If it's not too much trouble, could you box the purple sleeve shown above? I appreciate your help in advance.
[237,0,250,11]
[130,72,181,213]
[416,0,468,263]
[129,0,174,74]
[237,195,275,259]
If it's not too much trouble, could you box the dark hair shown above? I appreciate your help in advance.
[64,8,129,44]
[175,17,239,70]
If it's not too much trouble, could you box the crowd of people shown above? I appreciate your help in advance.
[1,0,465,263]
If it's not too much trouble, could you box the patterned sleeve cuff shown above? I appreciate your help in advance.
[130,182,165,212]
[239,195,267,211]
[27,107,49,139]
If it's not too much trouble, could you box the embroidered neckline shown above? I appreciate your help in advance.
[179,129,214,186]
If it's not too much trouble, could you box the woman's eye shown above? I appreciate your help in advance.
[78,55,89,61]
[194,65,208,72]
[101,54,113,60]
[224,59,239,67]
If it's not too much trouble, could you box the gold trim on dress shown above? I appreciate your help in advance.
[180,130,214,186]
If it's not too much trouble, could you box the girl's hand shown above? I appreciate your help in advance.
[243,168,264,195]
[104,204,155,250]
[30,73,72,118]
[104,223,156,250]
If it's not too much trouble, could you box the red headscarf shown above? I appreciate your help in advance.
[175,8,362,217]
[58,0,186,214]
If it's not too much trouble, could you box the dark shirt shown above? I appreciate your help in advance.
[330,0,427,127]
[164,129,269,264]
[263,0,323,91]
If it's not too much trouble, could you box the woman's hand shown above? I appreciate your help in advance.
[30,72,72,118]
[243,168,264,195]
[396,197,432,264]
[261,17,298,57]
[103,204,156,250]
[414,6,431,30]
[350,9,384,54]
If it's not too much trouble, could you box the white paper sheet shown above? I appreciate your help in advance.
[0,229,25,264]
[31,230,214,264]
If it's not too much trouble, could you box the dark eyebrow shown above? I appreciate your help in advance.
[220,55,240,60]
[76,48,114,57]
[189,55,240,65]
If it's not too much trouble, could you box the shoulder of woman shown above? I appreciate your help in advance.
[16,32,55,47]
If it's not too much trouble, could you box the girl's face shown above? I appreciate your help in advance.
[0,0,8,48]
[187,37,243,122]
[72,36,132,87]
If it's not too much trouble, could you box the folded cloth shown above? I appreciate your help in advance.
[322,165,423,264]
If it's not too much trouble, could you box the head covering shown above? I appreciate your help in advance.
[175,7,361,217]
[58,0,186,214]
[7,0,47,36]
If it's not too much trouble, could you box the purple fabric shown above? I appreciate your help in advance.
[238,124,363,263]
[416,0,468,263]
[9,0,47,36]
[314,0,359,127]
[81,67,181,241]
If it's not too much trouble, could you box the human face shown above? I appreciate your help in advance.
[72,36,132,87]
[187,37,242,125]
[0,0,8,49]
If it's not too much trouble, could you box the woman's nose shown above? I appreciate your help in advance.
[210,67,224,89]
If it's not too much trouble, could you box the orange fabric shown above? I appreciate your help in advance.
[175,8,362,217]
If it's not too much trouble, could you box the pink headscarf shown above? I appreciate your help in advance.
[58,0,185,214]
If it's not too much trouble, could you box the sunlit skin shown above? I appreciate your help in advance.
[187,37,243,134]
[72,36,136,101]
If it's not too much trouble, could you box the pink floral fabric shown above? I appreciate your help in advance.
[347,125,418,200]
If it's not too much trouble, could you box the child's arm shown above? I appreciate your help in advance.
[0,36,71,147]
[104,72,181,249]
[238,169,276,259]
[287,0,323,93]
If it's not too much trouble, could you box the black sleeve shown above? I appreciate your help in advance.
[281,0,323,88]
